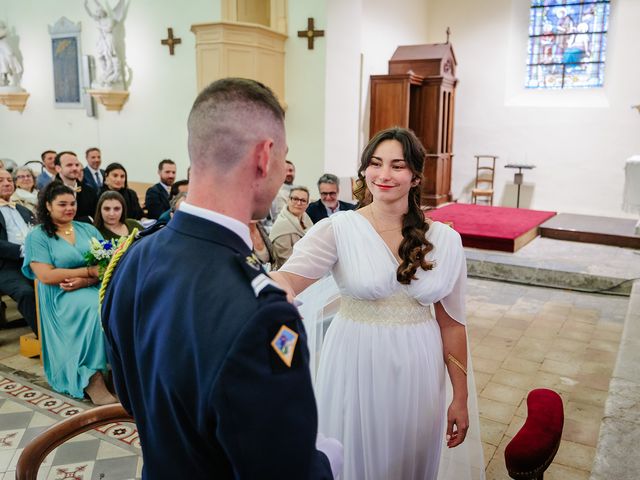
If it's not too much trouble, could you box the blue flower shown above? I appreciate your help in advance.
[103,241,113,251]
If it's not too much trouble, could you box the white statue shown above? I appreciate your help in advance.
[84,0,127,88]
[0,21,23,89]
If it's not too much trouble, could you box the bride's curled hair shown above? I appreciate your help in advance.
[354,127,434,285]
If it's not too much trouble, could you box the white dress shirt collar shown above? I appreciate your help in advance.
[178,201,252,250]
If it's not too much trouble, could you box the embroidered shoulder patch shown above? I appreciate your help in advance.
[270,325,298,367]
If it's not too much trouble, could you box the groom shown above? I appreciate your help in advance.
[101,78,342,479]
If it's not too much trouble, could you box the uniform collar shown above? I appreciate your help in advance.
[178,201,252,250]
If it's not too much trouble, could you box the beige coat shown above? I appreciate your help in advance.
[269,206,313,270]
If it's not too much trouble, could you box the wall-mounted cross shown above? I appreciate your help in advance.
[161,28,181,55]
[297,17,324,50]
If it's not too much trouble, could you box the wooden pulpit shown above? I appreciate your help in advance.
[370,43,458,206]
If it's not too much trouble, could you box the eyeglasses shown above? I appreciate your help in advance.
[290,196,308,204]
[16,175,33,180]
[319,191,337,197]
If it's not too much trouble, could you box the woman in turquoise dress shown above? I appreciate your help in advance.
[22,182,117,405]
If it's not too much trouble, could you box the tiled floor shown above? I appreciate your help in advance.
[0,277,629,479]
[0,373,141,480]
[467,279,627,480]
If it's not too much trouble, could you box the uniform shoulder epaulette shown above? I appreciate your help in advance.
[98,223,166,304]
[236,253,284,298]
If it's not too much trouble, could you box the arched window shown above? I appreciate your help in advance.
[526,0,610,89]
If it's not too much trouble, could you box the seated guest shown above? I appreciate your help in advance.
[93,191,143,240]
[156,179,189,222]
[22,182,116,405]
[100,162,144,220]
[250,219,275,270]
[269,186,313,270]
[145,159,176,219]
[156,191,187,224]
[0,169,37,333]
[11,167,38,213]
[306,173,356,224]
[54,151,98,223]
[82,147,105,191]
[36,150,57,190]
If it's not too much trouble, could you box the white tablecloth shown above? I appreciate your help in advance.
[623,155,640,214]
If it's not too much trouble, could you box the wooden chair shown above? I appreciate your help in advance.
[19,280,41,360]
[16,403,134,480]
[471,155,498,205]
[504,389,564,479]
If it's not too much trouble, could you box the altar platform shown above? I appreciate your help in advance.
[539,213,640,249]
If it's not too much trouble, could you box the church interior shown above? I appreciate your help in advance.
[0,0,639,479]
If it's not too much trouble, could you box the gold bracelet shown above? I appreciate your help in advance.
[447,353,467,376]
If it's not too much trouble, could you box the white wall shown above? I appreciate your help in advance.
[0,0,218,183]
[283,0,327,195]
[426,0,640,217]
[323,0,430,185]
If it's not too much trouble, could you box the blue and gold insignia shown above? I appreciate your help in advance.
[270,325,298,367]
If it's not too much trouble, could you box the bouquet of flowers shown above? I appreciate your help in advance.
[84,237,123,279]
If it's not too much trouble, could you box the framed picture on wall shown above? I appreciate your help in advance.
[48,17,85,109]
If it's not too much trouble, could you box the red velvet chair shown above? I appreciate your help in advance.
[504,389,564,479]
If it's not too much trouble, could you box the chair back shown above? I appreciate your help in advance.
[504,388,564,479]
[16,403,134,480]
[471,155,498,205]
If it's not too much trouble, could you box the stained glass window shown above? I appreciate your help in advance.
[526,1,610,89]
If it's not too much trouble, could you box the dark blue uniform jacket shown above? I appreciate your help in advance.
[101,211,332,479]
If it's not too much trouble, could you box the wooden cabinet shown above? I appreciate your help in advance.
[370,44,458,207]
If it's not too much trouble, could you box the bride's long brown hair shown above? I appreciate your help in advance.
[353,127,434,285]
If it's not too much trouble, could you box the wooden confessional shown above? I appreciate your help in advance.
[370,43,458,207]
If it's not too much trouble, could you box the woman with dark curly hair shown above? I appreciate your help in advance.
[22,182,117,405]
[270,127,481,479]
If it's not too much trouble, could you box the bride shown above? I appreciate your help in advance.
[271,127,483,479]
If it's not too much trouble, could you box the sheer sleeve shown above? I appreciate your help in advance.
[279,218,338,280]
[439,239,467,326]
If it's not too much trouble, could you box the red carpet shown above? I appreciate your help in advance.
[426,204,557,252]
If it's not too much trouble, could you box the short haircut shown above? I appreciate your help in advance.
[54,151,77,167]
[41,150,56,161]
[317,173,339,188]
[158,159,175,170]
[170,179,189,199]
[289,185,309,198]
[85,147,100,157]
[187,78,285,171]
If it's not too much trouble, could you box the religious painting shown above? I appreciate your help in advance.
[525,0,610,89]
[48,17,85,108]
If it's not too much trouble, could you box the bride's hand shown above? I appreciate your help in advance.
[446,398,469,448]
[268,271,296,304]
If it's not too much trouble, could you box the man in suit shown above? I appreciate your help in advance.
[0,169,37,333]
[102,78,342,479]
[54,151,98,223]
[82,147,106,191]
[35,150,57,190]
[144,159,176,219]
[306,173,356,224]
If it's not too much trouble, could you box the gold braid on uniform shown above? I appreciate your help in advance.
[99,228,139,305]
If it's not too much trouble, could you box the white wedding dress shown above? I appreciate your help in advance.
[280,210,484,480]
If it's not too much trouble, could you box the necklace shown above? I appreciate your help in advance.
[60,225,74,235]
[370,206,402,233]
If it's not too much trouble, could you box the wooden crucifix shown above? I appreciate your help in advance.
[297,17,324,50]
[161,28,182,55]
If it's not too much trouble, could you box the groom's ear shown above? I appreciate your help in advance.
[253,138,275,179]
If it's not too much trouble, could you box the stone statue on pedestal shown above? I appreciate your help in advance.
[84,0,128,89]
[0,21,24,90]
